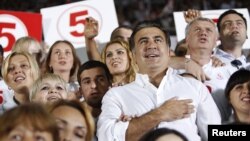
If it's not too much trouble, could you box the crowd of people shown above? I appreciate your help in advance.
[0,7,250,141]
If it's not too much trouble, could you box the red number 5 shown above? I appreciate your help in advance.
[0,22,16,52]
[70,10,88,37]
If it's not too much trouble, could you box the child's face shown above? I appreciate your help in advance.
[33,79,68,103]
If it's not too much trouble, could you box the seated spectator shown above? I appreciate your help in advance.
[224,69,250,124]
[0,103,59,141]
[139,128,188,141]
[30,73,69,104]
[49,100,95,141]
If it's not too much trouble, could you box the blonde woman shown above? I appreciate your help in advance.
[1,51,40,113]
[101,39,137,86]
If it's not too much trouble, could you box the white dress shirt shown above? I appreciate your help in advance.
[214,47,249,67]
[202,60,232,93]
[97,68,221,141]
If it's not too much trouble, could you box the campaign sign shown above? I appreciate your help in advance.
[0,10,42,54]
[41,0,119,48]
[174,8,250,49]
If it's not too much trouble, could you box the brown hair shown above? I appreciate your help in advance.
[45,40,81,82]
[0,103,59,141]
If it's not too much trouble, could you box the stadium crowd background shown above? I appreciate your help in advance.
[1,0,249,36]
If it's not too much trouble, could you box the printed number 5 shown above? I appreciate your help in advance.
[0,22,16,52]
[70,10,88,37]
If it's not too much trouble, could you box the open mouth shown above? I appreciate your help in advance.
[14,76,25,83]
[47,95,60,101]
[112,61,120,66]
[241,96,250,103]
[59,61,66,65]
[231,31,240,35]
[199,37,207,43]
[146,54,158,58]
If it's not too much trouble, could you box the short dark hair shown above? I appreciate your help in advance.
[129,20,171,50]
[225,69,250,101]
[217,9,247,32]
[139,128,188,141]
[77,60,112,85]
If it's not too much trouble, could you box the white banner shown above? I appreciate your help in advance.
[174,8,250,49]
[41,0,118,48]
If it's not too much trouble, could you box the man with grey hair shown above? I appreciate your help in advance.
[184,17,236,122]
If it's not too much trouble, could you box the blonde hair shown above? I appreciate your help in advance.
[101,39,138,83]
[1,51,40,85]
[30,73,69,101]
[12,36,41,52]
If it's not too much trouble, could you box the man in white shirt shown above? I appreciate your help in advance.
[97,21,221,141]
[184,17,236,122]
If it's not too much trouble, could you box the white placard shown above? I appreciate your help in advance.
[174,8,250,49]
[41,0,118,48]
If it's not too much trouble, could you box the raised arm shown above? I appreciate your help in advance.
[84,17,101,61]
[184,9,201,23]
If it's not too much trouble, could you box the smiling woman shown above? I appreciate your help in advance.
[0,51,40,113]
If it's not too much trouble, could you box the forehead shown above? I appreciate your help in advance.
[134,27,166,41]
[191,20,215,29]
[53,43,71,50]
[41,78,63,85]
[106,43,124,51]
[10,55,28,62]
[220,14,244,23]
[52,106,86,123]
[80,67,105,78]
